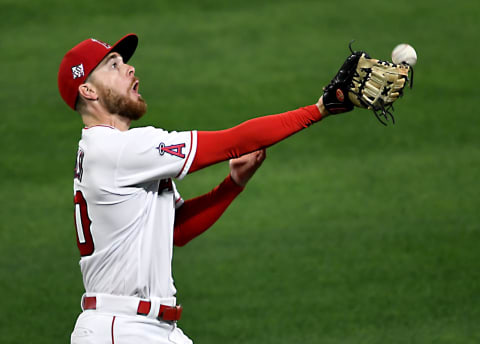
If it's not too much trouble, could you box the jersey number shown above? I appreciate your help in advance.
[74,191,94,256]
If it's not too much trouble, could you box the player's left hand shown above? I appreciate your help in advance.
[322,43,411,125]
[229,149,266,187]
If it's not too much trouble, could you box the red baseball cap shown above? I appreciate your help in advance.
[58,34,138,110]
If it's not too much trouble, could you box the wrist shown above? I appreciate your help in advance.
[316,97,330,118]
[227,173,246,190]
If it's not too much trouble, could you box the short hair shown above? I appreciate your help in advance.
[75,95,87,113]
[74,74,96,113]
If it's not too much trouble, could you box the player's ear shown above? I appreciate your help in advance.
[78,83,99,102]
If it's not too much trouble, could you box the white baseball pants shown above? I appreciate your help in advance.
[70,294,193,344]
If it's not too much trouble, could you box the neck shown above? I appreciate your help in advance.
[81,109,131,132]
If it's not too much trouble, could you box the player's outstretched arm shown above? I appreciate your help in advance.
[188,46,372,175]
[173,150,266,246]
[189,99,330,174]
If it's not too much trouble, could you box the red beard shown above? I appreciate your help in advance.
[99,86,147,120]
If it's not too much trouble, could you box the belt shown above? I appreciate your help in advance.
[82,295,183,322]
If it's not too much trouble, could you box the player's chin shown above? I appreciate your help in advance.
[132,102,147,120]
[120,98,147,121]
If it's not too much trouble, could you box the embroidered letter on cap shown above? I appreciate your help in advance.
[71,64,85,79]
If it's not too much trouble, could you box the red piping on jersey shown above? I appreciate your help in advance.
[175,131,194,178]
[111,316,116,344]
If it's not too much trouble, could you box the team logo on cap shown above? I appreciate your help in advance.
[71,64,85,79]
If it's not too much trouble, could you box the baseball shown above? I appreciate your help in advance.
[391,43,417,66]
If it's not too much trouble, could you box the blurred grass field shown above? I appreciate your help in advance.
[1,0,479,343]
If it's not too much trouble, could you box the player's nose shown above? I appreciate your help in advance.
[127,64,135,76]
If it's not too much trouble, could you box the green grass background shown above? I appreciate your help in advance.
[1,0,479,343]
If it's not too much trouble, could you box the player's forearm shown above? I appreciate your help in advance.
[173,174,243,246]
[189,105,323,173]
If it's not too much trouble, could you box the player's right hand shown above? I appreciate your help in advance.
[229,149,266,187]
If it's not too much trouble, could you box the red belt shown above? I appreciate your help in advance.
[83,296,183,321]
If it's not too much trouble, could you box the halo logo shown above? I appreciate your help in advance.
[156,143,186,159]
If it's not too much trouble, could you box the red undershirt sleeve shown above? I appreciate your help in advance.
[173,174,244,247]
[189,104,323,173]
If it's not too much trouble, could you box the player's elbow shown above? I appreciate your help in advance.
[173,234,190,247]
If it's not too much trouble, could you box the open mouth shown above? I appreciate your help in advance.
[132,80,140,95]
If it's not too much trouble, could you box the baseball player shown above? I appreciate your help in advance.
[58,33,354,344]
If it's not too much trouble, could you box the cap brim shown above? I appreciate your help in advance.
[110,33,138,63]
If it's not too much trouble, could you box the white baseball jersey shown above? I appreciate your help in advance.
[73,125,197,299]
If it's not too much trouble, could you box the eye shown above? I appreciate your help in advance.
[111,62,117,69]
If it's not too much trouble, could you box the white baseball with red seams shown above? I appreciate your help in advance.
[391,43,417,66]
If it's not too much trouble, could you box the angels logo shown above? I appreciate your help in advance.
[156,143,186,159]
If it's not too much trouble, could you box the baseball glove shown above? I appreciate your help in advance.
[322,42,412,125]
